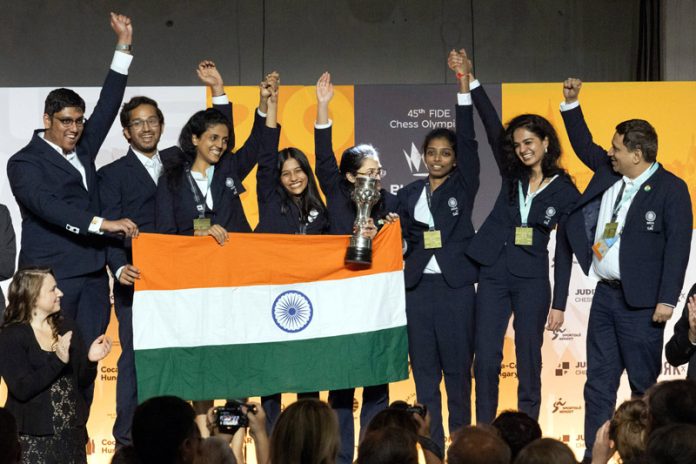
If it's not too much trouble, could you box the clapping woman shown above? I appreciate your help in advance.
[0,267,112,463]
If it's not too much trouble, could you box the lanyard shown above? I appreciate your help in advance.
[610,162,659,222]
[517,177,544,226]
[424,182,436,231]
[186,169,211,219]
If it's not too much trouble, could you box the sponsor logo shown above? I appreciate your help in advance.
[100,365,118,382]
[555,362,570,376]
[402,143,428,177]
[552,397,582,414]
[86,438,96,455]
[574,287,595,303]
[552,327,582,342]
[500,361,518,379]
[100,438,116,455]
[272,290,313,333]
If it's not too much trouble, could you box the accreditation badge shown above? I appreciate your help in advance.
[603,222,618,239]
[592,236,617,260]
[514,226,533,246]
[193,217,211,231]
[423,230,442,249]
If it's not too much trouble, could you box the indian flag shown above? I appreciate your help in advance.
[132,222,408,401]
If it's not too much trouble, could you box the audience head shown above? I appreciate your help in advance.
[645,379,696,435]
[200,436,236,464]
[364,401,419,436]
[645,423,696,464]
[132,396,200,464]
[356,426,418,464]
[3,267,61,329]
[503,113,564,180]
[43,88,87,153]
[447,425,511,464]
[0,408,21,464]
[120,96,164,155]
[513,438,577,464]
[270,398,339,464]
[492,410,542,460]
[339,144,383,184]
[609,399,648,463]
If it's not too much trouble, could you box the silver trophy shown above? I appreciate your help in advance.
[345,176,381,265]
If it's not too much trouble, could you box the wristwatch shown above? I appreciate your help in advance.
[115,44,132,52]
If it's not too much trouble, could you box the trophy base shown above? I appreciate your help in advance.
[345,246,372,266]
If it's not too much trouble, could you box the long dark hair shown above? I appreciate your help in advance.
[2,267,61,340]
[164,108,232,189]
[502,114,571,201]
[277,147,327,222]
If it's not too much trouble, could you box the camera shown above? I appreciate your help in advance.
[214,400,257,434]
[388,400,427,418]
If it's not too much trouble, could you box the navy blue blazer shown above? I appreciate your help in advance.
[0,317,96,436]
[155,113,277,235]
[7,70,127,279]
[397,104,479,290]
[314,126,398,235]
[561,105,692,308]
[254,135,330,235]
[468,85,580,309]
[665,283,696,380]
[98,103,235,276]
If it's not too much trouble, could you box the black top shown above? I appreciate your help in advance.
[0,317,97,436]
[254,133,329,235]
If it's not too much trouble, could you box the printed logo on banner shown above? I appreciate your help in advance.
[552,327,582,342]
[100,365,118,382]
[500,361,518,379]
[662,361,686,377]
[551,397,582,414]
[403,143,428,177]
[555,362,570,376]
[99,438,116,456]
[574,287,595,303]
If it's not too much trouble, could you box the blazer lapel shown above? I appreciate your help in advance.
[125,149,158,194]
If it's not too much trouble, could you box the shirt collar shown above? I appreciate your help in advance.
[132,148,161,168]
[42,133,75,158]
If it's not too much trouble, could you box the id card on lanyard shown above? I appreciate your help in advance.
[423,182,442,249]
[186,169,213,231]
[515,179,541,246]
[592,162,658,260]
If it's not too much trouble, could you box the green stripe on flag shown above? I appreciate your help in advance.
[135,326,409,402]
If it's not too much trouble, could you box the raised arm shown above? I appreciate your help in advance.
[314,72,342,194]
[80,12,133,159]
[449,49,480,205]
[559,78,610,171]
[228,72,278,180]
[198,60,235,150]
[256,76,282,204]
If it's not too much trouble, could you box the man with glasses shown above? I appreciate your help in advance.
[97,60,236,448]
[7,12,138,405]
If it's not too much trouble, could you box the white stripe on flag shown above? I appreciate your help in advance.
[133,270,406,350]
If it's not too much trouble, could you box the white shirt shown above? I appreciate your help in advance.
[191,168,215,210]
[133,149,162,185]
[591,163,659,280]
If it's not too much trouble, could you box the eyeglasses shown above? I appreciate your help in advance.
[129,117,161,129]
[54,116,86,128]
[355,168,386,178]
